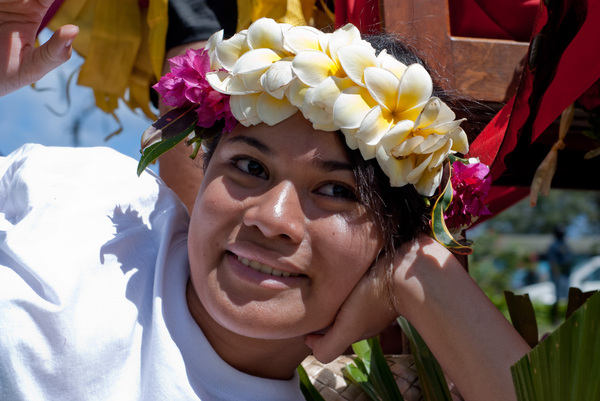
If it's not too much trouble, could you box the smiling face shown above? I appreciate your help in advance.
[187,113,383,342]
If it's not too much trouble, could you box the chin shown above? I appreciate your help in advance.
[202,292,330,341]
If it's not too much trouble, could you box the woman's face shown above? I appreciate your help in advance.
[187,113,383,340]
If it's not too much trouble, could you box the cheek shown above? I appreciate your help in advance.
[320,216,382,270]
[188,179,234,275]
[190,177,236,235]
[310,217,382,301]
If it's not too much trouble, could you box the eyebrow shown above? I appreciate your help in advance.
[225,135,273,156]
[225,134,354,173]
[312,158,354,173]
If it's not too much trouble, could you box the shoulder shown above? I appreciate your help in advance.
[0,144,189,265]
[1,143,149,180]
[0,144,181,211]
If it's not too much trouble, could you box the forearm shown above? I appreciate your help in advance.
[391,238,530,401]
[157,40,208,213]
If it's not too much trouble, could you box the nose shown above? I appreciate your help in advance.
[243,181,305,243]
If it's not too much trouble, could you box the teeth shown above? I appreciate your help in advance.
[238,256,298,277]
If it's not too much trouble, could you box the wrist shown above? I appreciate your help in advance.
[388,237,459,319]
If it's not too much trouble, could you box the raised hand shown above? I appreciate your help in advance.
[306,235,529,401]
[305,249,398,363]
[0,0,78,96]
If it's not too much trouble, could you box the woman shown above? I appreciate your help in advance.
[0,5,529,401]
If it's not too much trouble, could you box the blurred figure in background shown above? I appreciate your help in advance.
[547,225,572,323]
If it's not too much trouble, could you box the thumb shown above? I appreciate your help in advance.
[32,24,79,80]
[306,266,397,363]
[306,312,391,364]
[305,324,357,364]
[305,299,381,364]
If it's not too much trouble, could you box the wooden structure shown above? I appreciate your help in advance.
[380,0,529,104]
[379,0,599,191]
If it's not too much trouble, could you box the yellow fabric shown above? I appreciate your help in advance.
[529,103,574,207]
[47,0,168,120]
[45,0,330,122]
[236,0,318,31]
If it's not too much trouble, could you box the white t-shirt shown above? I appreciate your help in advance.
[0,144,303,401]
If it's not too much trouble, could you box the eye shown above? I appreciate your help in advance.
[232,157,268,179]
[316,182,357,200]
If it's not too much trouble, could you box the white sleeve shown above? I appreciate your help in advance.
[0,144,190,401]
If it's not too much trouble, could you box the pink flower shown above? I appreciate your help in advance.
[153,48,236,133]
[196,90,237,132]
[153,48,209,107]
[444,161,493,229]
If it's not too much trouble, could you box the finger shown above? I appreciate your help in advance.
[306,300,388,363]
[305,322,357,364]
[31,24,78,81]
[305,283,370,363]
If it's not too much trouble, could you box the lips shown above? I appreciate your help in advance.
[237,255,301,277]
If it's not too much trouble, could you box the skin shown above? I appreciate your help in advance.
[184,112,530,399]
[158,40,208,213]
[306,237,531,401]
[0,0,78,97]
[186,113,384,379]
[389,239,531,401]
[0,0,196,211]
[2,5,531,398]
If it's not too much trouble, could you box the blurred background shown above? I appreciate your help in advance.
[0,29,155,171]
[468,191,600,333]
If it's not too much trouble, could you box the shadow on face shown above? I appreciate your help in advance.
[186,113,384,341]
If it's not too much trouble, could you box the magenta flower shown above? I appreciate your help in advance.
[153,48,236,133]
[196,89,237,132]
[444,161,493,229]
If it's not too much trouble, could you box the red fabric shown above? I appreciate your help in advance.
[470,0,600,180]
[448,0,539,42]
[578,78,600,110]
[469,0,600,219]
[468,97,514,171]
[471,186,530,226]
[335,0,381,33]
[531,1,600,139]
[468,4,548,180]
[39,0,65,34]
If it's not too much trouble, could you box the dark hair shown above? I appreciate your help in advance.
[342,140,430,261]
[554,225,566,240]
[202,32,475,264]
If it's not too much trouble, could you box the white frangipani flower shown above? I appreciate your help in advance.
[376,50,408,78]
[205,71,253,95]
[284,25,324,53]
[205,29,224,70]
[301,76,354,129]
[337,45,378,86]
[286,78,309,108]
[358,64,433,145]
[256,93,297,126]
[292,50,343,87]
[332,86,377,129]
[215,31,249,71]
[326,23,369,66]
[260,58,295,99]
[246,17,287,52]
[203,18,469,194]
[229,93,262,126]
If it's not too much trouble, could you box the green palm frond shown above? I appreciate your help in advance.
[511,291,600,401]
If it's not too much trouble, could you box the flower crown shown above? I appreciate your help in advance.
[139,18,492,254]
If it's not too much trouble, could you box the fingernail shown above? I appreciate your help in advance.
[65,39,73,48]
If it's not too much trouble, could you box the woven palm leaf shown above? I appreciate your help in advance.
[301,355,422,401]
